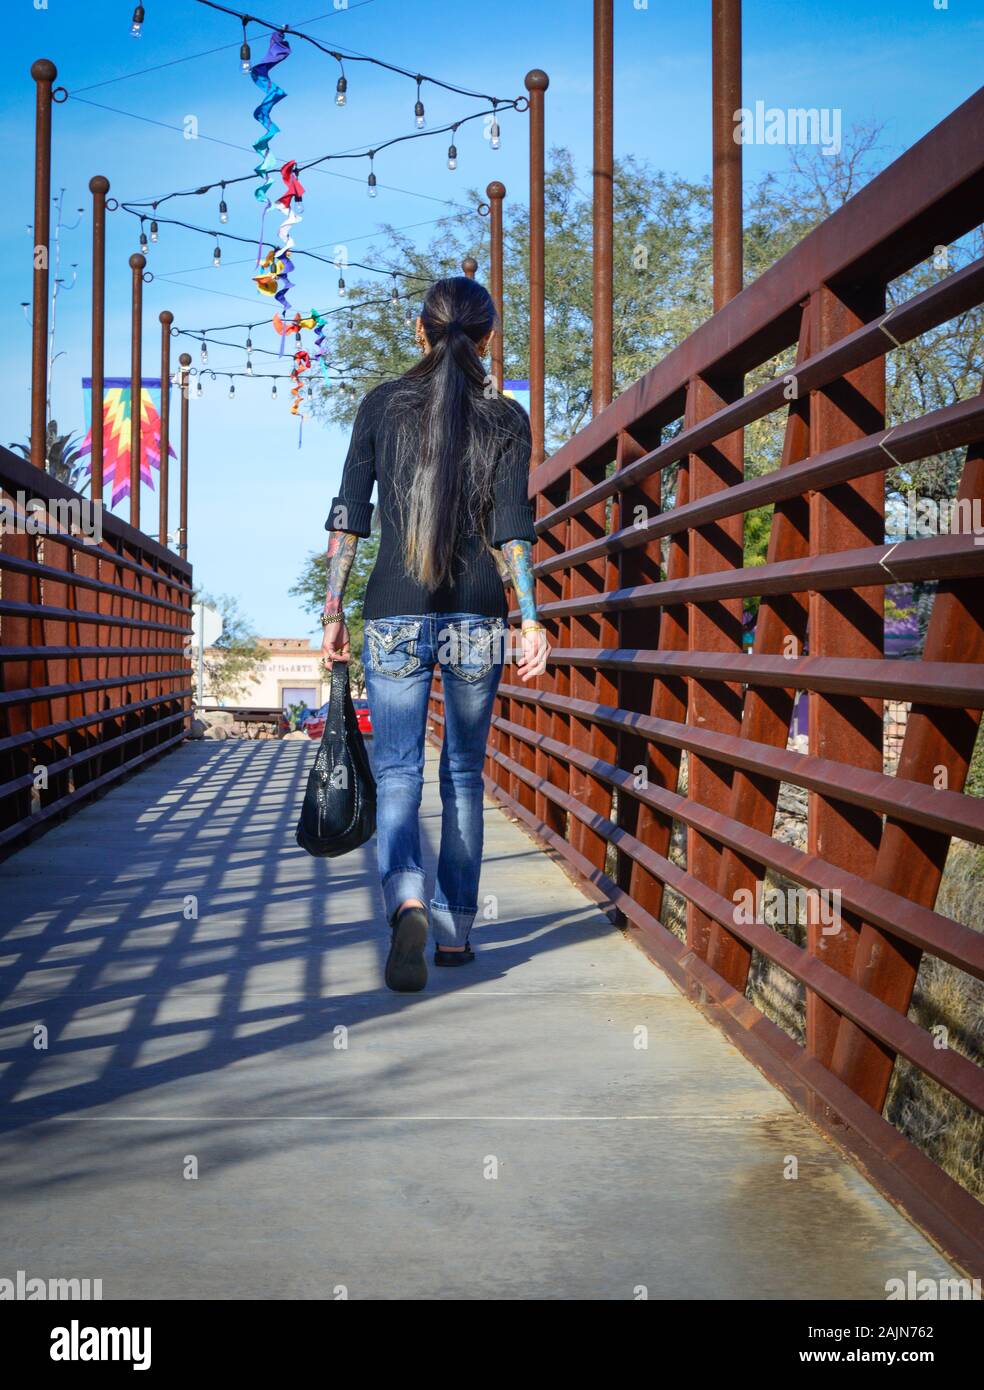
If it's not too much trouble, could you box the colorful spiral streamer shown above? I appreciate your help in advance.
[250,29,291,246]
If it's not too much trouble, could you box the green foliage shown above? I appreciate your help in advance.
[193,589,264,704]
[289,533,380,692]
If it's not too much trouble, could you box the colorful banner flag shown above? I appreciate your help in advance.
[78,378,175,508]
[503,378,531,414]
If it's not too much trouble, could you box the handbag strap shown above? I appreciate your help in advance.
[324,660,351,739]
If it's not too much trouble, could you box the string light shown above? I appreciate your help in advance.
[337,273,347,298]
[139,222,148,254]
[150,218,159,243]
[239,19,251,73]
[335,73,347,107]
[119,99,524,230]
[130,5,145,38]
[390,277,399,304]
[490,100,501,151]
[212,242,222,267]
[367,154,377,199]
[414,77,426,130]
[200,339,208,365]
[447,127,459,171]
[271,382,278,400]
[228,378,236,399]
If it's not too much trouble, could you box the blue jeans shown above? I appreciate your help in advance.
[363,612,506,948]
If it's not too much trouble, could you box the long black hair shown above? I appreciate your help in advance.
[388,275,524,590]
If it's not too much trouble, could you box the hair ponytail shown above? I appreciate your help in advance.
[388,276,522,591]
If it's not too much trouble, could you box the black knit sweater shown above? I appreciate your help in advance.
[326,379,537,621]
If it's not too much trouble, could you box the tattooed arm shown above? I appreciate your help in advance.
[499,538,538,623]
[320,531,358,664]
[324,530,358,616]
[499,537,549,680]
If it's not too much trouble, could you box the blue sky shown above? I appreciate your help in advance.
[4,0,982,638]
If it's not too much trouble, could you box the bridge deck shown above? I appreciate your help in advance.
[0,741,957,1299]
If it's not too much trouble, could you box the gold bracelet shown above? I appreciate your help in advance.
[320,611,345,627]
[521,619,545,632]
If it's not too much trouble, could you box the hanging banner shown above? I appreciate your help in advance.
[78,378,175,508]
[503,378,531,414]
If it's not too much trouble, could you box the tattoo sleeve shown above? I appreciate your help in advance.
[499,538,538,624]
[324,531,358,615]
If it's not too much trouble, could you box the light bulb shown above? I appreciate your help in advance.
[219,197,228,224]
[228,380,235,399]
[490,120,501,151]
[200,341,208,365]
[240,42,251,73]
[139,228,148,254]
[245,360,253,376]
[447,143,458,171]
[391,281,399,304]
[150,219,159,243]
[196,380,203,397]
[213,244,221,267]
[130,5,145,37]
[271,383,278,400]
[414,99,425,130]
[335,75,347,107]
[367,170,377,198]
[338,275,346,297]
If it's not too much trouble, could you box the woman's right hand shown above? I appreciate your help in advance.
[321,617,351,665]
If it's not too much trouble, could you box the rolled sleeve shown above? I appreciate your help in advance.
[490,501,537,547]
[490,402,535,547]
[325,495,374,536]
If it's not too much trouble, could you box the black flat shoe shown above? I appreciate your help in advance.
[434,942,475,966]
[385,906,428,993]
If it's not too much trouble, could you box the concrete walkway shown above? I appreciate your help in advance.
[0,739,958,1300]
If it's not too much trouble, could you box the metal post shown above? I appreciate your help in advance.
[178,352,191,560]
[525,69,549,466]
[31,59,56,470]
[712,0,743,310]
[158,310,173,546]
[486,181,505,390]
[129,252,146,528]
[592,0,613,414]
[89,175,109,506]
[460,255,478,279]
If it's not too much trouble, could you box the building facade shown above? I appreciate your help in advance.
[201,638,329,712]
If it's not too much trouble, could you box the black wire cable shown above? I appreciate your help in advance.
[120,100,521,209]
[196,0,513,104]
[126,209,441,282]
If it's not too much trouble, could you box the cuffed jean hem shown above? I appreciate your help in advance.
[429,899,475,948]
[381,867,427,925]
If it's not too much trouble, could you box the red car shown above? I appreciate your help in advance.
[305,698,373,740]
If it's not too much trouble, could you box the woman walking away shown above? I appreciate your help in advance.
[321,276,549,993]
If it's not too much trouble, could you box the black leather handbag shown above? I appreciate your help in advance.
[295,661,376,857]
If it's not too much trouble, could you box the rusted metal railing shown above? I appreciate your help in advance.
[431,83,984,1273]
[0,446,193,851]
[3,60,195,853]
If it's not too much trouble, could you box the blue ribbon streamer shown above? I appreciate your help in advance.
[250,31,291,209]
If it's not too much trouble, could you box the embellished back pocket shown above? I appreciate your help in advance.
[439,618,505,683]
[365,619,423,679]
